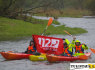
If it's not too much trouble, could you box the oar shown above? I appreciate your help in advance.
[64,30,95,54]
[90,48,95,53]
[78,55,88,60]
[42,17,53,35]
[64,30,73,37]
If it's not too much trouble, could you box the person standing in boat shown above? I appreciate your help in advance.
[25,40,36,54]
[72,40,88,56]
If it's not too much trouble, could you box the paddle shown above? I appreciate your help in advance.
[90,48,95,53]
[42,17,53,35]
[64,30,95,54]
[64,30,73,37]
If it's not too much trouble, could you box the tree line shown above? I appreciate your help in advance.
[0,0,95,18]
[64,0,95,15]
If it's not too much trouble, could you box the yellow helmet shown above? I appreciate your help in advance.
[75,40,80,43]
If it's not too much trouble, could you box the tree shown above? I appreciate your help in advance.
[84,0,95,15]
[63,0,85,9]
[0,0,64,18]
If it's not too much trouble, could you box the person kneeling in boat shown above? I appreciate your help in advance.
[25,40,36,54]
[62,39,73,57]
[73,40,88,56]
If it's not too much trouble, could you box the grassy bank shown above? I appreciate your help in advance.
[34,8,91,18]
[0,17,87,41]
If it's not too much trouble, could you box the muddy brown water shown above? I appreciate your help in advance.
[0,16,95,70]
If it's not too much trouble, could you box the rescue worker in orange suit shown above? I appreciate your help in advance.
[25,40,36,54]
[73,40,88,56]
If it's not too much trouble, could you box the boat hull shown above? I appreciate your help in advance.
[46,53,91,63]
[0,52,32,60]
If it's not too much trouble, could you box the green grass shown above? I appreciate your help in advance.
[0,17,87,41]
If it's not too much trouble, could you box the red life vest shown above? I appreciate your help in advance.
[64,47,71,56]
[27,46,35,53]
[75,44,84,53]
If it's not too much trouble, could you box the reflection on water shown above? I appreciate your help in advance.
[0,16,95,70]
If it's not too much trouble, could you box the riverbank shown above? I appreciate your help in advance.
[34,8,91,18]
[0,17,87,41]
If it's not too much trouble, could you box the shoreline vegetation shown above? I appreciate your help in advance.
[0,17,87,41]
[34,8,91,18]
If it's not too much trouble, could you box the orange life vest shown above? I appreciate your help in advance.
[75,44,84,53]
[27,46,35,53]
[64,47,71,56]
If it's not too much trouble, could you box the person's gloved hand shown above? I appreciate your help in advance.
[73,36,76,40]
[82,43,85,45]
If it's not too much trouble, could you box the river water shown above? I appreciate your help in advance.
[0,16,95,70]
